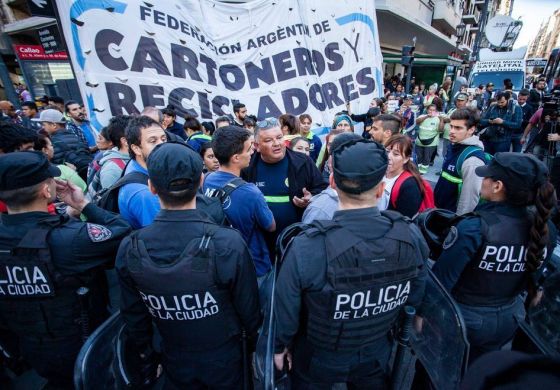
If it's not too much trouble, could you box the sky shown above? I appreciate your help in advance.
[512,0,559,49]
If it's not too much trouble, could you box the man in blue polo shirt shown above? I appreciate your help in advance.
[203,126,275,278]
[118,116,167,229]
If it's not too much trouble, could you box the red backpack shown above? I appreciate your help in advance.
[390,171,435,213]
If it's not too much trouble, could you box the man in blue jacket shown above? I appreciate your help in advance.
[479,91,522,154]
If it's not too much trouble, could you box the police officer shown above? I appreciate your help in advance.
[273,136,428,389]
[116,142,261,389]
[0,151,131,389]
[433,153,557,364]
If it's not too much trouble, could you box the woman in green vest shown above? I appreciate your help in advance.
[415,103,444,174]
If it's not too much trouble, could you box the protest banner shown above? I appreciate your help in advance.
[55,0,383,130]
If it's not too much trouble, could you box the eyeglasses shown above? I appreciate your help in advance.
[256,118,279,130]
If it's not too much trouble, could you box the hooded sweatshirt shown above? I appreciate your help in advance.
[98,149,131,189]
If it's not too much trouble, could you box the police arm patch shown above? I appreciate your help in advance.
[442,226,459,250]
[86,223,113,242]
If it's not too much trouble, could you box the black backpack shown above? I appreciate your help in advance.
[94,171,148,213]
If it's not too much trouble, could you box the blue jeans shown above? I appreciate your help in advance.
[483,138,511,155]
[510,134,523,153]
[458,298,525,365]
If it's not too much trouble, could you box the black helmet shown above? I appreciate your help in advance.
[414,208,459,260]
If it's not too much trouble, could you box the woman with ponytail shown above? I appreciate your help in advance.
[432,152,556,364]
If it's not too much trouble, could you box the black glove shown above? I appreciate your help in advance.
[137,346,161,387]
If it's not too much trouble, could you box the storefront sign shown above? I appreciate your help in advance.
[13,44,68,60]
[472,59,524,73]
[55,0,384,127]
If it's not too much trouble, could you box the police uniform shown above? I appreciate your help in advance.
[433,153,556,364]
[116,143,261,389]
[274,139,428,389]
[0,151,132,388]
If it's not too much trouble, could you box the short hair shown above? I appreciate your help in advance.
[22,101,37,111]
[33,130,50,151]
[450,108,479,129]
[254,117,280,141]
[155,181,199,207]
[64,100,80,113]
[125,116,161,160]
[243,117,256,128]
[373,114,401,135]
[107,115,133,149]
[299,114,312,124]
[212,126,251,165]
[199,141,213,159]
[519,88,530,97]
[183,115,202,132]
[289,136,310,149]
[141,106,163,122]
[496,91,511,101]
[161,107,176,117]
[0,180,48,209]
[233,103,246,114]
[0,123,38,153]
[48,96,64,105]
[215,115,231,127]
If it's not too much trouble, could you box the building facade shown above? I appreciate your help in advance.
[527,8,560,59]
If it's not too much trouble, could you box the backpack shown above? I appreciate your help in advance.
[87,154,126,194]
[390,171,435,213]
[203,176,247,226]
[93,171,148,213]
[456,145,493,177]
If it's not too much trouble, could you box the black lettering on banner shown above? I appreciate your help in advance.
[257,95,282,119]
[272,51,297,82]
[130,36,171,75]
[322,82,344,109]
[325,42,343,72]
[168,87,198,118]
[140,85,165,108]
[106,82,141,116]
[200,54,218,86]
[311,50,326,76]
[356,67,375,95]
[197,92,212,118]
[332,281,410,320]
[282,88,309,115]
[212,95,230,116]
[344,33,360,63]
[95,29,128,71]
[171,44,203,81]
[339,74,359,102]
[246,58,275,89]
[293,48,316,77]
[309,83,327,111]
[0,265,54,297]
[219,65,245,91]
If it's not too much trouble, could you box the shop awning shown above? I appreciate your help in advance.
[3,16,56,34]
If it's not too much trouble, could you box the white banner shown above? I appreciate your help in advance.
[55,0,383,130]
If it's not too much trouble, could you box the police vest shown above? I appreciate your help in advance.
[302,211,419,352]
[127,224,241,352]
[434,143,485,212]
[452,210,533,306]
[0,221,100,339]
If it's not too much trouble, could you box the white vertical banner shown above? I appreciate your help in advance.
[55,0,383,130]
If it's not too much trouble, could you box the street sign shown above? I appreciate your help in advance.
[13,44,68,61]
[37,25,64,54]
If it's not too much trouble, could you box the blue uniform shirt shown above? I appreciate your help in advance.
[203,171,274,276]
[255,157,299,234]
[118,160,160,229]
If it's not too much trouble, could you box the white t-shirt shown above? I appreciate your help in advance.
[378,175,400,211]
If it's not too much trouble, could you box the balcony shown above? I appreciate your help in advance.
[462,12,480,25]
[432,0,462,36]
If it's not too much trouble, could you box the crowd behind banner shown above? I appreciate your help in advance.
[0,67,559,388]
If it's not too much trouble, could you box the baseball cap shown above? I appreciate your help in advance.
[475,153,548,192]
[332,138,388,194]
[0,151,61,191]
[456,93,468,101]
[486,82,494,87]
[403,94,414,100]
[147,142,203,192]
[31,108,66,123]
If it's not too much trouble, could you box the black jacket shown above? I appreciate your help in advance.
[241,148,328,220]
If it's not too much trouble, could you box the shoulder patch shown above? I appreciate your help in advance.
[442,226,459,250]
[86,223,112,242]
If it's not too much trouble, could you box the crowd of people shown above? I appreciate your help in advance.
[0,73,559,389]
